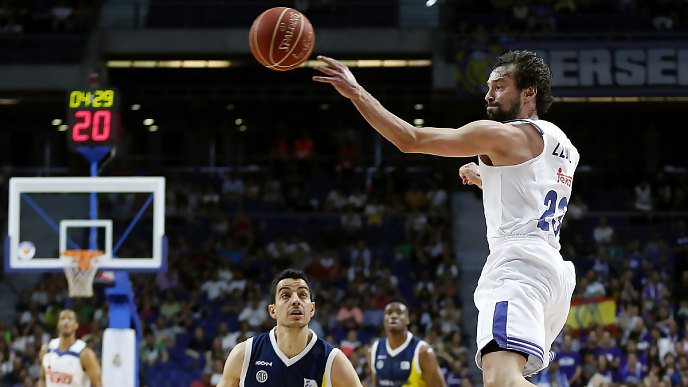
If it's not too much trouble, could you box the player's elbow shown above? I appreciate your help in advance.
[395,132,420,153]
[396,140,417,153]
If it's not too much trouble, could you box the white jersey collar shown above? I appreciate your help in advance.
[269,327,318,367]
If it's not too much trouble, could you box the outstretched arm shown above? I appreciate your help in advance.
[331,351,364,387]
[419,344,447,387]
[313,56,520,159]
[216,341,246,387]
[80,347,103,387]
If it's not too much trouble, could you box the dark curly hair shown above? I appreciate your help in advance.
[494,50,554,116]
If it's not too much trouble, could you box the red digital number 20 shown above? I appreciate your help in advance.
[72,110,111,142]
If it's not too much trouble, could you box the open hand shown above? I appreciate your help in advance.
[312,56,362,100]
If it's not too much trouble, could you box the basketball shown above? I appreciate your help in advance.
[249,7,315,71]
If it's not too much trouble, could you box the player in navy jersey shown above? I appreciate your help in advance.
[314,50,579,386]
[38,309,102,387]
[368,298,446,387]
[217,269,362,387]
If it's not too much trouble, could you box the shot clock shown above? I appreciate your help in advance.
[66,88,121,149]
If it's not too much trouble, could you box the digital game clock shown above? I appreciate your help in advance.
[66,88,121,149]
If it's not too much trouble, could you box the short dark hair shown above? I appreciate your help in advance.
[270,268,313,302]
[384,296,409,310]
[494,50,554,116]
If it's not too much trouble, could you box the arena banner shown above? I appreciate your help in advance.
[454,41,688,97]
[565,297,616,336]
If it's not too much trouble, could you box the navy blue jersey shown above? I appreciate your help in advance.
[241,328,340,387]
[371,332,427,387]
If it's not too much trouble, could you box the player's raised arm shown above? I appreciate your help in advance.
[216,341,246,387]
[37,344,47,387]
[313,56,522,159]
[419,344,447,387]
[331,351,364,387]
[81,347,103,387]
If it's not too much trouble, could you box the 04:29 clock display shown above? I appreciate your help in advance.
[66,88,121,149]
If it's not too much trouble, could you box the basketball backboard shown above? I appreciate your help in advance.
[5,177,166,272]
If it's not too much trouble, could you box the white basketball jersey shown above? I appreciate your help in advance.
[478,119,579,252]
[43,338,90,387]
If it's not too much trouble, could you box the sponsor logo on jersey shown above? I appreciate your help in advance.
[255,360,273,367]
[47,368,73,384]
[400,361,410,370]
[304,378,317,387]
[556,168,573,187]
[256,370,268,383]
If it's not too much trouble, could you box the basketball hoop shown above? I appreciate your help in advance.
[60,250,102,298]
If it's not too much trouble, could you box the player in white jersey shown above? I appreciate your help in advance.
[314,50,578,386]
[38,309,102,387]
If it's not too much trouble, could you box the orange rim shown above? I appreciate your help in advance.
[61,250,103,270]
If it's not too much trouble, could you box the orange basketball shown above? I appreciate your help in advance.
[249,7,315,71]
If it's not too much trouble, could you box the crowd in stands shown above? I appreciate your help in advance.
[448,0,688,47]
[0,165,474,387]
[1,161,687,386]
[0,0,99,37]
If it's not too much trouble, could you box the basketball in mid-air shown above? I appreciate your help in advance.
[249,7,315,71]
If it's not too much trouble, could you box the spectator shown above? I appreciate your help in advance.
[557,333,583,387]
[404,182,428,211]
[347,187,367,211]
[634,178,653,212]
[593,217,615,245]
[155,268,179,292]
[140,328,168,368]
[186,327,211,361]
[426,179,448,211]
[336,138,357,178]
[221,172,244,200]
[237,296,268,331]
[336,297,363,330]
[200,271,228,301]
[588,353,618,384]
[363,196,385,226]
[339,329,360,357]
[594,330,623,371]
[533,358,569,386]
[159,290,181,321]
[445,360,473,387]
[324,186,348,212]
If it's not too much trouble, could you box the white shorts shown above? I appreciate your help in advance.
[474,237,576,377]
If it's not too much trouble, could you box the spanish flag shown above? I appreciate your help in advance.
[565,297,616,336]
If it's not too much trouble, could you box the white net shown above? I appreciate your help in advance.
[60,251,102,298]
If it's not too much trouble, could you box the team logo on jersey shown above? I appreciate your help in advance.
[303,378,317,386]
[255,360,272,366]
[400,361,410,370]
[112,354,122,367]
[256,370,268,383]
[377,360,385,369]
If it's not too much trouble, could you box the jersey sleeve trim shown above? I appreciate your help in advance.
[239,337,253,387]
[413,340,425,375]
[369,339,379,377]
[324,347,340,387]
